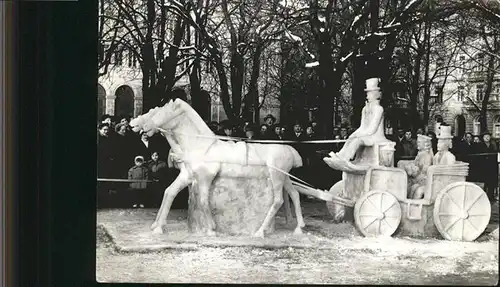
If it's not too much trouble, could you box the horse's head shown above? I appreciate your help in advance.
[129,106,162,136]
[149,98,186,133]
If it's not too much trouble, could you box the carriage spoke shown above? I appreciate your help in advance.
[445,193,462,211]
[363,217,379,230]
[466,192,484,212]
[366,197,381,212]
[379,193,384,213]
[465,219,479,233]
[468,213,489,217]
[444,217,461,232]
[382,218,394,230]
[462,185,467,209]
[359,214,377,217]
[382,201,397,214]
[461,218,465,241]
[438,213,459,216]
[377,219,381,235]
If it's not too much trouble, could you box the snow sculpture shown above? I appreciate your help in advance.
[129,99,305,238]
[434,125,456,165]
[397,134,434,199]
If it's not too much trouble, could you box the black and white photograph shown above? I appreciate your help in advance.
[95,0,500,284]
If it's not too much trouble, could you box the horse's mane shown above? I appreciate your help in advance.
[176,100,214,136]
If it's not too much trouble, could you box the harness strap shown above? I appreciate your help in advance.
[267,164,316,188]
[156,126,317,188]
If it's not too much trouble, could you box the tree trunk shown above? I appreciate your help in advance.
[352,52,367,129]
[230,51,245,119]
[163,17,186,93]
[422,20,432,125]
[480,54,495,132]
[141,0,157,111]
[317,34,335,138]
[248,44,263,124]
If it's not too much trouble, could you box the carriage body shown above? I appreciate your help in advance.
[352,162,492,241]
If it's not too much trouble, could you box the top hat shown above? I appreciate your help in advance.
[417,134,432,141]
[436,125,453,139]
[364,78,381,92]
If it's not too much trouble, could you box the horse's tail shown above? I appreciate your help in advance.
[287,145,303,168]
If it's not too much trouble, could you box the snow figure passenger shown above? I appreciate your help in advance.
[433,125,456,166]
[398,134,434,199]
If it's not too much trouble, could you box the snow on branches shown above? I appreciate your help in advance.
[305,61,319,68]
[284,30,303,45]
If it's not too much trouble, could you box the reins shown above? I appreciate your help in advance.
[155,126,318,188]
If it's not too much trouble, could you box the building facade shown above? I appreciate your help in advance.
[428,41,500,138]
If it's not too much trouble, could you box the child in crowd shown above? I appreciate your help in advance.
[148,152,167,182]
[148,151,168,208]
[128,155,149,208]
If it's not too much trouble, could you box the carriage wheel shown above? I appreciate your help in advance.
[433,182,491,242]
[326,180,345,222]
[354,190,401,237]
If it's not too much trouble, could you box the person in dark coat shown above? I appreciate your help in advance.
[305,125,317,140]
[263,114,276,130]
[97,123,115,178]
[147,151,168,208]
[459,132,479,182]
[476,132,498,201]
[208,121,220,134]
[457,132,477,159]
[136,130,163,162]
[399,129,418,158]
[268,124,282,140]
[97,123,116,208]
[287,121,307,141]
[339,126,349,140]
[114,123,139,179]
[244,124,257,140]
[394,128,406,160]
[258,124,270,140]
[219,120,234,137]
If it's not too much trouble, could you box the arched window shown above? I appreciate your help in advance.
[97,84,106,121]
[473,116,481,136]
[454,115,466,137]
[494,115,500,139]
[115,85,134,117]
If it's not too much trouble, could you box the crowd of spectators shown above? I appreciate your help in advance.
[97,112,499,208]
[390,126,499,201]
[97,114,173,208]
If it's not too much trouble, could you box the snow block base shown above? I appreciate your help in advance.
[188,170,275,236]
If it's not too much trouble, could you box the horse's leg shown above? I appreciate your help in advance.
[284,177,305,234]
[197,178,217,236]
[254,170,285,238]
[151,167,192,234]
[151,167,186,228]
[283,189,293,224]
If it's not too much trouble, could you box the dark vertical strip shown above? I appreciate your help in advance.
[0,2,15,287]
[17,2,40,286]
[6,3,16,286]
[50,1,98,286]
[40,4,52,287]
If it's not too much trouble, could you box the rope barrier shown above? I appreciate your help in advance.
[156,127,348,144]
[97,178,155,183]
